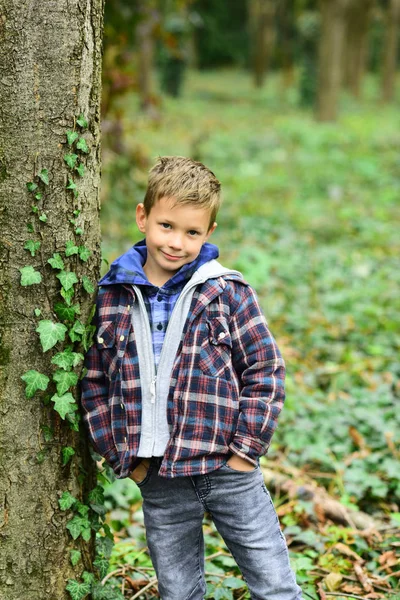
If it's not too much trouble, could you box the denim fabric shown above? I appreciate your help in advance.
[137,459,302,600]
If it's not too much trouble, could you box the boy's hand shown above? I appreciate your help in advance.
[129,458,151,483]
[226,454,256,472]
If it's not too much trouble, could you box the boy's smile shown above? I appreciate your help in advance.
[136,196,216,287]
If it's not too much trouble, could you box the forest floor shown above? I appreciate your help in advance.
[98,69,400,600]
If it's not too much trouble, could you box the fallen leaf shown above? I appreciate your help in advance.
[334,542,364,562]
[324,572,343,592]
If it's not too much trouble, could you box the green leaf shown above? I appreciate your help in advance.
[38,169,49,185]
[88,485,104,506]
[67,411,80,431]
[76,137,89,153]
[65,240,79,256]
[66,130,79,146]
[20,265,42,286]
[57,270,79,291]
[47,252,65,270]
[35,192,42,200]
[21,370,49,398]
[82,571,95,585]
[39,213,47,223]
[223,577,245,590]
[51,392,77,419]
[52,348,84,370]
[70,550,81,567]
[69,319,85,343]
[54,302,78,322]
[82,276,95,294]
[61,286,75,306]
[66,178,78,196]
[76,502,90,517]
[64,153,78,169]
[53,370,79,395]
[78,246,91,262]
[62,446,76,466]
[26,182,38,192]
[36,449,47,464]
[75,227,83,235]
[75,163,85,177]
[65,578,91,600]
[36,320,67,352]
[31,204,38,213]
[59,490,77,511]
[34,308,41,317]
[24,240,41,257]
[95,535,114,559]
[93,556,109,579]
[76,114,88,129]
[41,425,54,442]
[82,324,96,352]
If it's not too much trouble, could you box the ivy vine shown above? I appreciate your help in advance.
[19,115,120,600]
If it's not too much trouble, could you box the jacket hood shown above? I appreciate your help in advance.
[99,239,220,287]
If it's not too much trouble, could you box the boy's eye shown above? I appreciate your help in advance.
[188,230,199,236]
[160,223,171,229]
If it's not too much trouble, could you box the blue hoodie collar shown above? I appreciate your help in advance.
[99,239,219,290]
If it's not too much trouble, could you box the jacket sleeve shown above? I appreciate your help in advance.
[228,283,285,465]
[80,304,122,474]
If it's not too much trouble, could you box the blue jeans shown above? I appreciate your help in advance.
[137,458,302,600]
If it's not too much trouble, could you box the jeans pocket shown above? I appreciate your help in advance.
[221,462,258,474]
[135,460,154,487]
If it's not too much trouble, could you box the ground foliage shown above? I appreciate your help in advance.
[98,69,400,599]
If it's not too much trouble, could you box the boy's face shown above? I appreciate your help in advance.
[136,196,217,286]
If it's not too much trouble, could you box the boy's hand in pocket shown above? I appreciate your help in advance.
[226,454,255,472]
[129,458,151,483]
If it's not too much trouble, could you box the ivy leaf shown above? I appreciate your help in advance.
[75,227,83,235]
[31,204,38,213]
[76,502,90,517]
[53,370,79,395]
[65,578,91,600]
[34,308,41,317]
[54,302,79,322]
[62,446,76,466]
[66,130,79,146]
[70,550,81,567]
[76,137,89,153]
[21,370,49,398]
[20,265,42,286]
[67,411,80,432]
[65,240,79,257]
[66,178,78,197]
[96,535,114,559]
[66,514,90,540]
[41,425,54,442]
[61,286,75,306]
[78,246,91,262]
[52,348,84,370]
[57,270,78,291]
[24,240,41,257]
[51,392,77,419]
[47,252,65,270]
[76,114,88,129]
[88,485,105,506]
[26,182,38,192]
[36,320,67,352]
[27,222,34,233]
[35,192,42,200]
[82,324,96,352]
[38,169,49,185]
[39,213,48,223]
[69,319,85,343]
[64,153,78,169]
[59,490,77,511]
[82,276,95,294]
[75,163,85,177]
[93,556,109,579]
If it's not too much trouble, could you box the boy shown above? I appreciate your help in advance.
[81,156,302,600]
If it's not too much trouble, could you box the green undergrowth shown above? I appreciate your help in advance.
[99,69,400,598]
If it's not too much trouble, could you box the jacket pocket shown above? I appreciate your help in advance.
[199,317,232,379]
[96,320,115,348]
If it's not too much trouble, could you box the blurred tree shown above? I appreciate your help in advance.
[248,0,276,88]
[381,0,400,101]
[343,0,375,98]
[316,0,350,121]
[297,10,320,106]
[0,0,103,597]
[137,0,159,111]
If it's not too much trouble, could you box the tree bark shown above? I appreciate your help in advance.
[316,0,350,121]
[248,0,276,88]
[381,0,400,102]
[0,1,104,598]
[343,0,374,98]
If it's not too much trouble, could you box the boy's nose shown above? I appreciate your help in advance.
[168,233,183,250]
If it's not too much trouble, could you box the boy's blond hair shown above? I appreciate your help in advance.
[143,156,221,229]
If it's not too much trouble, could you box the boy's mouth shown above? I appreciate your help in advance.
[161,250,184,261]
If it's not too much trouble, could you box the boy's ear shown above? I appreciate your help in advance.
[206,222,217,240]
[136,203,147,233]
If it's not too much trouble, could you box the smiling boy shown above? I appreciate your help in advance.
[81,156,302,599]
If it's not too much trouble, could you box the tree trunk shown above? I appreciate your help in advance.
[381,0,400,102]
[343,0,374,98]
[249,0,276,88]
[316,0,350,121]
[0,1,104,598]
[137,0,156,112]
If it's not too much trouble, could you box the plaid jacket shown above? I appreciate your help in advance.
[80,276,285,478]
